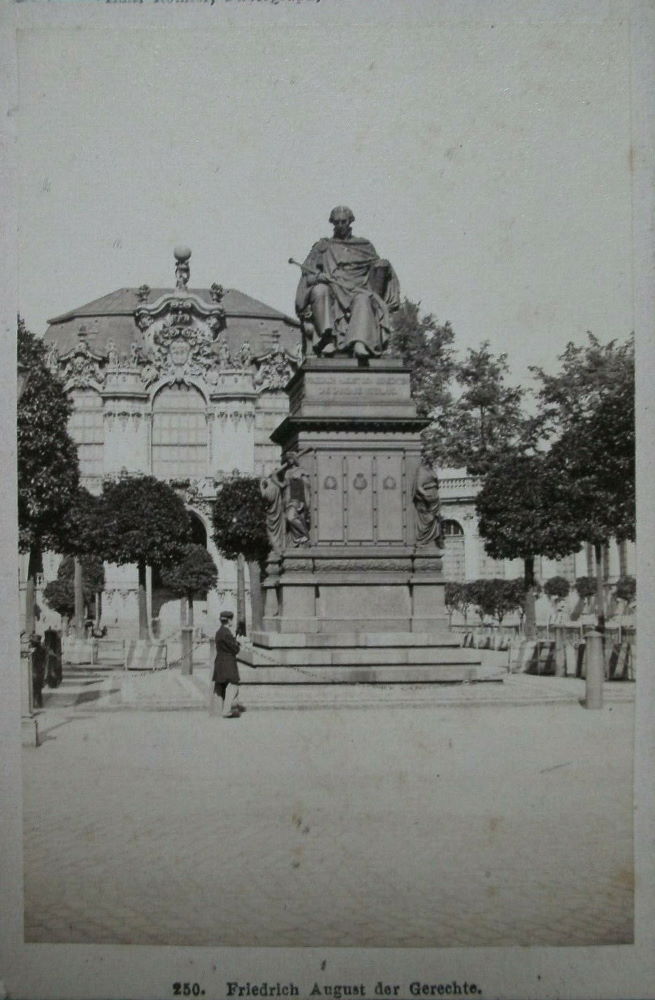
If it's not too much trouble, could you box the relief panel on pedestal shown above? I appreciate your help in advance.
[317,452,344,542]
[346,454,374,543]
[375,453,404,542]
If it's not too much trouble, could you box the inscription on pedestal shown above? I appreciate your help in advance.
[307,372,408,402]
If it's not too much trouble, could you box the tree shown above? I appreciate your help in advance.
[614,575,636,605]
[430,342,526,472]
[159,543,218,627]
[94,476,191,639]
[463,580,492,625]
[465,578,524,627]
[476,452,581,639]
[543,576,570,601]
[17,318,80,635]
[444,582,468,627]
[211,477,270,634]
[388,298,456,418]
[57,487,105,637]
[533,333,635,630]
[43,554,105,626]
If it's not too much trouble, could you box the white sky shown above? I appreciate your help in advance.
[15,2,634,385]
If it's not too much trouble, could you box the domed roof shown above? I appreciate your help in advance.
[44,283,300,361]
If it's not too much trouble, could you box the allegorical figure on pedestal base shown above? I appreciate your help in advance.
[260,449,312,551]
[413,458,443,548]
[292,206,400,359]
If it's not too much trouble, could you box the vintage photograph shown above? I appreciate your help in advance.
[1,1,653,998]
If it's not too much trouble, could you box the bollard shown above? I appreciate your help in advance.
[584,628,604,709]
[181,626,193,676]
[554,626,566,677]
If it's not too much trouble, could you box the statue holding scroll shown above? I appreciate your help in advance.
[292,206,400,359]
[261,449,311,550]
[412,459,443,548]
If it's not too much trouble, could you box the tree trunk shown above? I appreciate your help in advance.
[236,553,246,636]
[73,557,84,639]
[24,574,36,639]
[524,555,537,641]
[248,560,263,632]
[95,590,102,631]
[187,594,194,627]
[24,545,40,638]
[179,598,187,627]
[137,560,148,640]
[594,540,606,633]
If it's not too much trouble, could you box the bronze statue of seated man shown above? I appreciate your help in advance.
[294,206,400,359]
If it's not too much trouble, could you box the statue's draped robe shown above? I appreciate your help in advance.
[261,475,285,552]
[412,463,442,547]
[295,236,400,355]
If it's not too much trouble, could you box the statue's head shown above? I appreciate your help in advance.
[329,205,355,239]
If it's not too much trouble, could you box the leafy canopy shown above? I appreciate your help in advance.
[159,543,218,598]
[388,298,456,419]
[43,553,105,619]
[212,477,269,564]
[17,319,80,553]
[476,452,581,563]
[463,578,525,625]
[543,576,571,600]
[534,333,635,546]
[426,341,527,473]
[96,475,191,568]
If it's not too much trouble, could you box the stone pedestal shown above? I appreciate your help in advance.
[249,358,482,682]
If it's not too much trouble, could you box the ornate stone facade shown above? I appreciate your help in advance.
[40,250,303,633]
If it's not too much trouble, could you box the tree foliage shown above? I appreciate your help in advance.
[211,477,270,564]
[463,578,524,626]
[95,475,191,569]
[159,543,218,601]
[574,576,597,599]
[17,319,80,554]
[388,298,456,418]
[534,333,635,547]
[476,453,581,565]
[543,576,571,600]
[43,553,105,620]
[613,575,636,604]
[430,342,526,473]
[444,581,471,622]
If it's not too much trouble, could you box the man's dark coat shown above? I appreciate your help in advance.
[212,625,241,685]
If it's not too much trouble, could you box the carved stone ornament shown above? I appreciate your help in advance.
[57,339,107,388]
[252,342,298,393]
[319,559,409,572]
[184,477,219,510]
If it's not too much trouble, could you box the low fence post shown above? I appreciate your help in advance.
[554,625,566,677]
[584,628,604,709]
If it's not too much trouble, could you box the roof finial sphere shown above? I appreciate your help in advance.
[173,245,192,262]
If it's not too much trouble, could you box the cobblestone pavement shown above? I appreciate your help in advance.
[23,690,634,948]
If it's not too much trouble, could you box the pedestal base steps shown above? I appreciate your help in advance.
[240,630,484,684]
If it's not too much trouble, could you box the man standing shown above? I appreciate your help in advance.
[29,634,47,709]
[211,611,242,719]
[295,206,400,358]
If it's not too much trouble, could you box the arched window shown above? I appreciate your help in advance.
[68,389,104,477]
[441,519,465,582]
[151,384,208,480]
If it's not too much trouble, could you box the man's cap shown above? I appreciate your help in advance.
[219,611,234,621]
